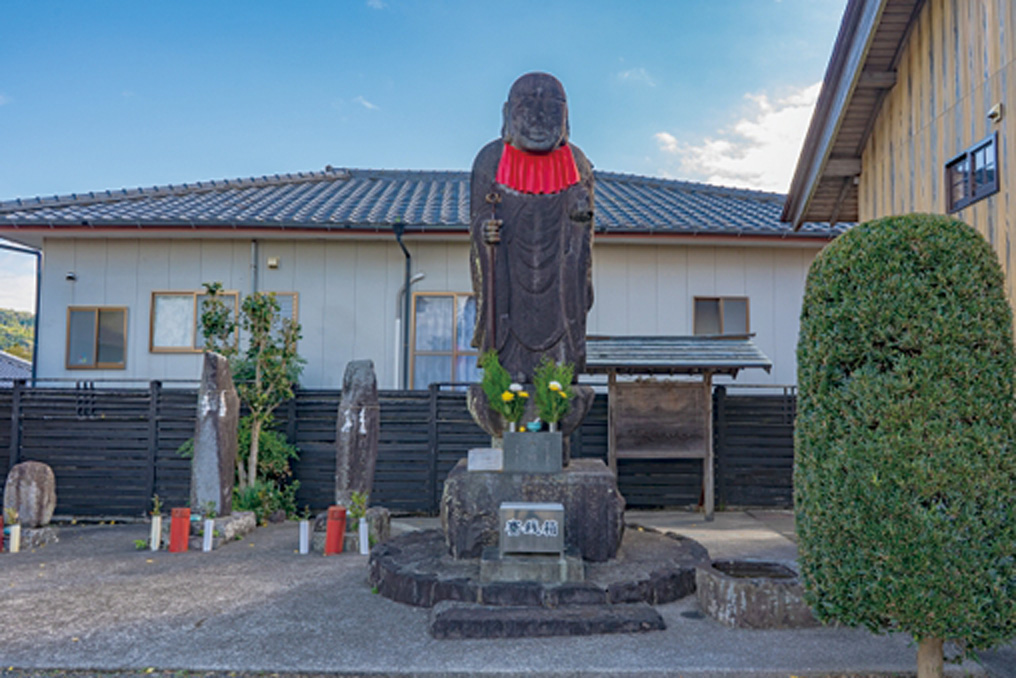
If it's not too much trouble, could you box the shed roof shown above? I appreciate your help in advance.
[584,335,772,378]
[1,167,845,240]
[782,0,923,228]
[0,350,31,385]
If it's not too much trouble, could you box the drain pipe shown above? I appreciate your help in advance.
[392,222,412,389]
[250,240,259,294]
[0,241,41,385]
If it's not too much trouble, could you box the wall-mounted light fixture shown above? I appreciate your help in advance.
[267,256,280,269]
[65,271,77,281]
[988,103,1003,123]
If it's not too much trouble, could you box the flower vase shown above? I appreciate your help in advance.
[509,421,517,432]
[549,421,558,433]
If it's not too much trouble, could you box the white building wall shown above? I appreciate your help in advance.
[37,237,821,388]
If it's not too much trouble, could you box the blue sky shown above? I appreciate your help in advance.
[0,0,847,313]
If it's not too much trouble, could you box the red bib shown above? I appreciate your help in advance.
[495,143,580,194]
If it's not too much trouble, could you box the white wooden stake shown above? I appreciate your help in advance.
[358,517,369,554]
[150,515,162,551]
[9,524,20,553]
[299,520,310,555]
[202,519,214,552]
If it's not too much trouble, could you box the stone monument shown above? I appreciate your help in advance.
[334,359,380,507]
[190,351,239,516]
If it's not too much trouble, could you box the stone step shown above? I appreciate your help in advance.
[429,601,666,639]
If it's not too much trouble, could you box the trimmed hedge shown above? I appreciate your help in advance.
[795,214,1016,654]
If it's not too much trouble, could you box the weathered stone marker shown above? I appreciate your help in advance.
[3,460,56,529]
[335,360,380,506]
[467,447,503,472]
[191,351,239,516]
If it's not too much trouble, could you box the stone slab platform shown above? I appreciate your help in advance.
[369,525,709,609]
[430,601,665,639]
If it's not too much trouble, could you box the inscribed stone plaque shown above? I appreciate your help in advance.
[499,501,565,556]
[502,432,563,474]
[468,447,503,472]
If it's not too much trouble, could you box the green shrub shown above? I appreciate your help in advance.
[796,213,1016,665]
[233,478,299,525]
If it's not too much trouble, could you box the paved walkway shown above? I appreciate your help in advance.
[0,511,1011,677]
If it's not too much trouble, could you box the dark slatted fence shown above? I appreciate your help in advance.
[1,381,797,517]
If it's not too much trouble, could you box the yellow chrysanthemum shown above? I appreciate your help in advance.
[559,391,568,399]
[549,381,562,391]
[519,391,530,398]
[501,391,515,402]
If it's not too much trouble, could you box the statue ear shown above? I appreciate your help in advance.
[501,101,512,144]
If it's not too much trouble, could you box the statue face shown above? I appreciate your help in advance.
[503,73,569,153]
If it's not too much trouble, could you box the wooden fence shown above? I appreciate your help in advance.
[0,382,795,518]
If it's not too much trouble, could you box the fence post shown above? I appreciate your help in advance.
[427,383,439,514]
[9,379,24,472]
[714,385,727,508]
[145,381,161,509]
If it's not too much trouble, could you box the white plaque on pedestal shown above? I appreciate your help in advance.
[468,447,503,472]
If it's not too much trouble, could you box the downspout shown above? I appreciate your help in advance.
[392,222,411,389]
[0,241,41,385]
[250,240,259,294]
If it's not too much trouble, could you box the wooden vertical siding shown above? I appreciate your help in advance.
[859,0,1015,301]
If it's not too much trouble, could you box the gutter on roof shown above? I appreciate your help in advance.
[782,0,886,229]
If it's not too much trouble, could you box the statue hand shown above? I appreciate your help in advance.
[483,218,503,244]
[569,186,593,222]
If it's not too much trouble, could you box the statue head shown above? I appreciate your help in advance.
[501,72,570,154]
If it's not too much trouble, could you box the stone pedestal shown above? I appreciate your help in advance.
[480,547,584,584]
[440,458,625,562]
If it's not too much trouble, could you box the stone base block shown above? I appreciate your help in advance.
[10,526,59,550]
[429,601,665,639]
[480,547,584,584]
[695,560,820,629]
[311,506,391,554]
[160,511,256,551]
[441,458,625,562]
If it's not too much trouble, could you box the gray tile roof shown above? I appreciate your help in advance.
[585,335,772,377]
[0,350,31,385]
[0,167,845,238]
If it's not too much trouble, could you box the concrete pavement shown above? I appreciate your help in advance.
[0,511,1009,677]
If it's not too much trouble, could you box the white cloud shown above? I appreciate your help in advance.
[354,95,379,111]
[367,0,386,8]
[655,81,821,192]
[0,251,36,312]
[618,67,655,87]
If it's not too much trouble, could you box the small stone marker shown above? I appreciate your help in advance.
[468,447,503,472]
[3,461,57,528]
[499,502,564,556]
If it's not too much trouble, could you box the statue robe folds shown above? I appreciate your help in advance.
[469,140,595,382]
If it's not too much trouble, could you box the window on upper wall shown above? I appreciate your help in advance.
[67,307,127,369]
[693,297,749,336]
[946,132,999,212]
[411,292,480,389]
[150,290,239,353]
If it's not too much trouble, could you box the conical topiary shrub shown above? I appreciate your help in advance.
[795,213,1016,676]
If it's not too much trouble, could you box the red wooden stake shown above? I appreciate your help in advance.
[324,505,347,555]
[169,508,190,553]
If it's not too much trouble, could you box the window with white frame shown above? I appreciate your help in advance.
[693,297,749,336]
[67,306,127,369]
[411,292,480,388]
[150,290,239,353]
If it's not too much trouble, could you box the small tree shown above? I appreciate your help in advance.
[796,214,1016,677]
[201,282,304,490]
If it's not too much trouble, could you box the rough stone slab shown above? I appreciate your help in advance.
[4,461,57,528]
[441,458,625,561]
[335,359,380,507]
[480,547,583,584]
[190,352,239,517]
[430,601,665,639]
[18,526,58,549]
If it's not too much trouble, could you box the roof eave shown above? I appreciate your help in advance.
[783,0,888,229]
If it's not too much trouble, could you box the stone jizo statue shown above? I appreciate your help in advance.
[469,72,595,384]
